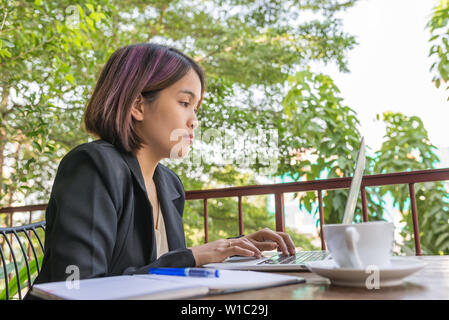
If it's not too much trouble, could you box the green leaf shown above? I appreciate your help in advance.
[77,4,85,19]
[435,232,449,248]
[86,3,95,13]
[31,141,42,152]
[0,256,43,300]
[1,39,15,48]
[0,48,11,58]
[65,74,75,84]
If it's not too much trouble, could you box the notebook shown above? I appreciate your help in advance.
[30,275,208,300]
[30,270,304,300]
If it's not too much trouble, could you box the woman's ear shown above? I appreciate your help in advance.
[130,94,145,121]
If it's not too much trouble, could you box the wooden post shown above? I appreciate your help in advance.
[317,190,326,250]
[238,196,243,236]
[408,183,422,256]
[275,193,285,232]
[203,198,208,243]
[361,186,369,222]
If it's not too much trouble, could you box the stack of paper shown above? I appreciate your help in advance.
[31,275,208,300]
[31,270,304,300]
[138,269,304,295]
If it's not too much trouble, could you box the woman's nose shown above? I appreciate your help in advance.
[189,118,199,130]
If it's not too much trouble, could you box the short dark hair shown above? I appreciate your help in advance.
[83,42,206,154]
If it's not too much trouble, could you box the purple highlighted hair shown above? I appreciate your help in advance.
[83,42,206,154]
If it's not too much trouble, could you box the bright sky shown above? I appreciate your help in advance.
[313,0,449,163]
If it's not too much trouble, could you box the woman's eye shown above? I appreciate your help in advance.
[180,101,198,114]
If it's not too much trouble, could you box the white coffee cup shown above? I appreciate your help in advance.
[323,221,394,269]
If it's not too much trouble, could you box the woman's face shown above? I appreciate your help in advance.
[132,68,201,159]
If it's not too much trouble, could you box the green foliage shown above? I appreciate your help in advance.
[1,0,357,211]
[1,0,447,257]
[0,0,115,208]
[428,0,449,93]
[0,255,43,300]
[373,112,449,255]
[280,69,383,226]
[182,165,319,250]
[409,184,449,255]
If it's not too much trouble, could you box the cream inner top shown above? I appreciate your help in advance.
[154,201,169,259]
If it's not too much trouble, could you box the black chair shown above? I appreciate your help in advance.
[0,221,46,300]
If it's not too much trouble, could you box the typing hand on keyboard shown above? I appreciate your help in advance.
[259,251,330,265]
[241,228,297,256]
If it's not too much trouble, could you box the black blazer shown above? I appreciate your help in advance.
[29,139,196,288]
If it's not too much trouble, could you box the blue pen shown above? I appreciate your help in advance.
[148,267,220,278]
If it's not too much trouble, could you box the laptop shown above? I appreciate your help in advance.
[203,137,366,271]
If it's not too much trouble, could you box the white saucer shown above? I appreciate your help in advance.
[305,257,427,288]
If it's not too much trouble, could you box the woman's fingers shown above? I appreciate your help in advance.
[227,238,262,258]
[202,230,296,266]
[260,228,292,256]
[277,232,296,256]
[229,245,256,257]
[250,240,278,251]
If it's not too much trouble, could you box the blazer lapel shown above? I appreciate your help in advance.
[121,151,148,197]
[121,151,185,250]
[153,164,185,250]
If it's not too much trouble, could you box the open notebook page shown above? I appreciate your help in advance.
[31,275,208,300]
[136,269,304,294]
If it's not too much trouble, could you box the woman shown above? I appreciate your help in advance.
[27,43,296,296]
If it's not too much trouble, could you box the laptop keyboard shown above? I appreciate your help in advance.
[257,251,330,265]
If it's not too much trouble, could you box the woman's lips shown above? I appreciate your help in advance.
[183,135,194,144]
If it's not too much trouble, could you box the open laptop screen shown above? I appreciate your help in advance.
[342,137,366,225]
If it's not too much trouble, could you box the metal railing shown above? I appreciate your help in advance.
[0,205,46,266]
[1,168,449,256]
[185,168,449,256]
[0,221,46,299]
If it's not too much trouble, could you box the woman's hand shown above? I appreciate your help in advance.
[189,228,296,266]
[243,228,296,256]
[189,238,262,267]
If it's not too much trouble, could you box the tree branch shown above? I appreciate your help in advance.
[0,34,58,67]
[195,42,240,63]
[0,6,7,32]
[6,140,22,207]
